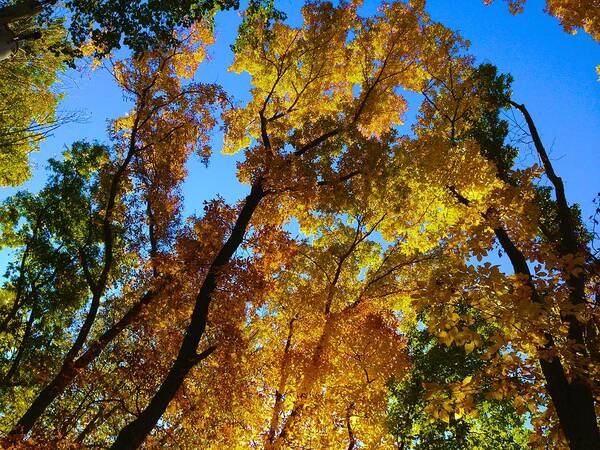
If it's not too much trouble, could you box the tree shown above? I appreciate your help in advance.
[0,0,282,55]
[2,24,222,443]
[405,49,599,448]
[0,0,276,187]
[109,2,450,447]
[0,2,596,449]
[0,12,71,186]
[387,328,531,450]
[257,216,428,449]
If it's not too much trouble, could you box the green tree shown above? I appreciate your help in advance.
[415,55,600,448]
[0,142,121,429]
[387,328,531,450]
[0,0,281,55]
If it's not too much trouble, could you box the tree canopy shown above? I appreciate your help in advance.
[0,1,598,449]
[0,11,71,186]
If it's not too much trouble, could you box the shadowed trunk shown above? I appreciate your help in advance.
[0,0,45,25]
[494,225,599,450]
[3,287,161,442]
[449,185,599,449]
[1,306,35,386]
[109,180,265,450]
[508,101,599,450]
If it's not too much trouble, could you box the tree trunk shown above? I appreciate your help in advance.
[449,185,599,449]
[508,101,599,449]
[109,180,265,450]
[494,226,600,449]
[1,306,35,386]
[0,0,55,25]
[4,288,160,441]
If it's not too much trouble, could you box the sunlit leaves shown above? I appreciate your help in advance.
[223,0,432,154]
[0,19,71,186]
[1,1,593,448]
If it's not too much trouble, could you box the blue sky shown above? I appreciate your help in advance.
[1,0,598,247]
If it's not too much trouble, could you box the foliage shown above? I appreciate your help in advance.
[0,142,116,428]
[4,0,281,56]
[0,1,597,449]
[0,15,70,186]
[387,329,531,450]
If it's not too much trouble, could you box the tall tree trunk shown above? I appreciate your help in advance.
[109,180,265,450]
[3,287,160,441]
[0,0,45,25]
[494,226,599,449]
[266,317,296,446]
[1,306,35,386]
[508,101,599,450]
[449,186,599,449]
